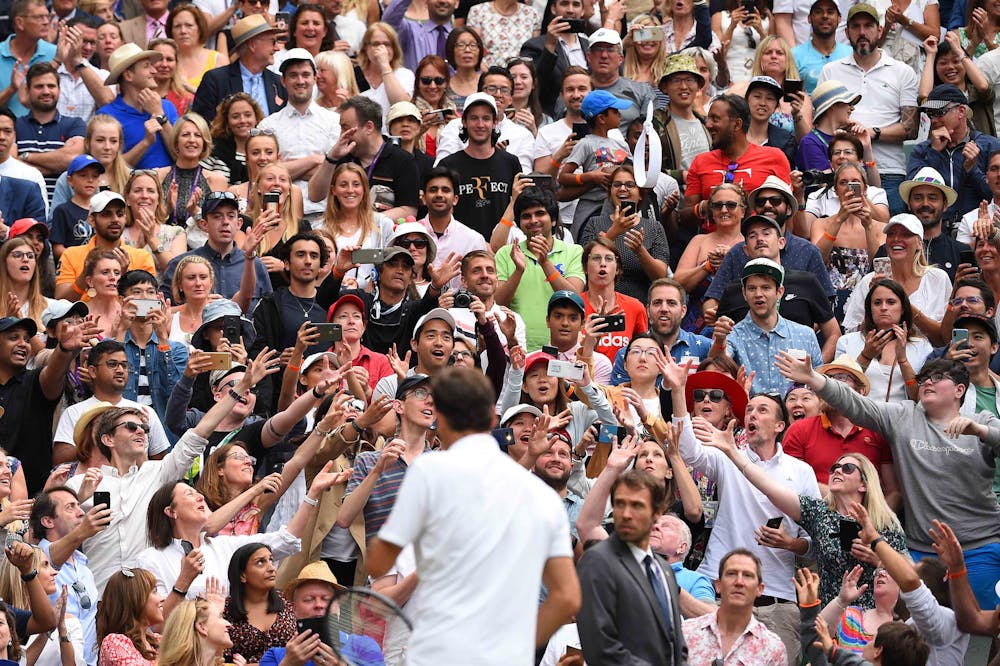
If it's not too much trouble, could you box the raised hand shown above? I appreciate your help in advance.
[691,417,737,456]
[793,567,820,606]
[837,564,869,606]
[774,350,815,384]
[387,344,411,380]
[242,347,281,388]
[606,432,639,472]
[929,519,967,573]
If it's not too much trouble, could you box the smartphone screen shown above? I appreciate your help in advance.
[765,517,783,530]
[93,491,111,510]
[839,519,861,551]
[658,388,673,421]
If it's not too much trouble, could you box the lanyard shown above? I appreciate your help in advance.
[365,142,387,180]
[810,129,830,149]
[170,165,202,223]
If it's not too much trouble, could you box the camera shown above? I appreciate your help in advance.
[452,289,474,308]
[802,169,834,188]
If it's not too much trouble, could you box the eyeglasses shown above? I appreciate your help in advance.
[670,75,700,86]
[404,387,432,400]
[71,581,92,610]
[454,41,480,51]
[113,421,150,433]
[693,388,726,403]
[225,451,257,465]
[925,104,958,118]
[831,148,858,157]
[420,76,446,85]
[626,347,659,358]
[829,461,865,478]
[951,295,984,307]
[248,128,276,137]
[611,181,638,190]
[710,201,740,211]
[756,195,786,207]
[484,85,512,95]
[99,360,129,370]
[9,251,35,261]
[917,372,952,387]
[26,12,51,20]
[243,0,265,5]
[723,161,739,184]
[451,350,475,361]
[826,372,857,385]
[395,238,429,249]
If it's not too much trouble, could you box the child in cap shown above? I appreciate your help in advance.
[49,155,104,261]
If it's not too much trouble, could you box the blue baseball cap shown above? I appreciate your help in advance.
[67,154,105,176]
[581,90,632,120]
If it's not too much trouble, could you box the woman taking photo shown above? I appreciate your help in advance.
[921,32,994,135]
[204,93,264,186]
[51,115,130,213]
[157,113,228,227]
[149,38,194,116]
[802,134,884,235]
[97,568,162,665]
[713,0,772,83]
[837,278,932,402]
[80,250,122,338]
[507,57,548,136]
[731,36,811,137]
[624,15,669,86]
[444,28,485,109]
[168,256,214,344]
[228,130,301,220]
[579,239,649,363]
[322,163,394,290]
[315,50,358,110]
[411,55,456,156]
[121,170,187,274]
[166,4,227,90]
[159,598,234,666]
[466,0,539,68]
[0,237,50,335]
[576,167,670,301]
[355,23,414,123]
[244,163,310,289]
[842,214,952,338]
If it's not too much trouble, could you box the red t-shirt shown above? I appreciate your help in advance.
[782,413,893,485]
[582,292,649,362]
[686,143,792,201]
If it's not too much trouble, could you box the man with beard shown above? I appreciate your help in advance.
[818,3,918,215]
[417,167,488,289]
[869,167,970,284]
[0,0,58,115]
[679,95,791,230]
[55,18,115,123]
[438,91,523,239]
[907,84,1000,226]
[257,49,340,223]
[53,339,172,462]
[382,0,457,70]
[610,278,713,385]
[55,190,157,301]
[531,434,583,544]
[958,150,1000,245]
[791,0,852,95]
[15,62,85,203]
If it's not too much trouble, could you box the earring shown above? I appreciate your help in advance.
[86,288,97,298]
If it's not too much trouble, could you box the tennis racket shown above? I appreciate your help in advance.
[321,586,413,666]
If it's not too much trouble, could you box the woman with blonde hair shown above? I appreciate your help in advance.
[121,170,187,274]
[730,35,812,137]
[169,255,215,344]
[149,38,194,116]
[156,113,228,227]
[0,237,50,334]
[244,163,310,288]
[159,598,233,666]
[205,92,264,185]
[166,3,227,89]
[229,131,299,217]
[97,568,162,665]
[315,50,358,110]
[51,115,130,213]
[322,163,394,290]
[624,14,670,86]
[356,23,414,123]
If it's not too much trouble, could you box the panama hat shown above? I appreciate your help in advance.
[105,43,161,85]
[232,14,281,50]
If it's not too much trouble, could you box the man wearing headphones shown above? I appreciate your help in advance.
[438,91,523,239]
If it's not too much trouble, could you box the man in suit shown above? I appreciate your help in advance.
[192,14,285,123]
[577,466,688,666]
[519,0,589,117]
[0,173,45,224]
[117,0,169,48]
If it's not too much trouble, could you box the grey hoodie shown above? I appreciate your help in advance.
[818,378,1000,551]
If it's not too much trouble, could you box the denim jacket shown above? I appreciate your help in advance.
[122,330,189,441]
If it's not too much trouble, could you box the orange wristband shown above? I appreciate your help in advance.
[157,344,171,352]
[575,174,583,185]
[500,218,514,228]
[905,379,917,386]
[546,272,560,283]
[704,260,714,273]
[288,363,302,373]
[947,567,968,579]
[823,232,837,242]
[799,599,821,608]
[332,267,345,279]
[72,282,84,296]
[550,157,561,168]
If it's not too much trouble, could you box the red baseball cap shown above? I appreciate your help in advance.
[327,293,367,322]
[9,218,49,239]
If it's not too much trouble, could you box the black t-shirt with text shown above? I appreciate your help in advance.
[438,149,522,239]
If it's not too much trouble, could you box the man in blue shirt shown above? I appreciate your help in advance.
[611,278,712,385]
[382,0,455,71]
[791,0,852,95]
[0,0,57,116]
[710,258,822,394]
[651,513,716,604]
[96,43,177,169]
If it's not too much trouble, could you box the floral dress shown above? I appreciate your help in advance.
[98,633,157,665]
[466,2,539,68]
[223,592,297,663]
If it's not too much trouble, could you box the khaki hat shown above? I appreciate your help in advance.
[105,44,162,85]
[73,401,116,448]
[284,561,346,599]
[817,354,870,394]
[811,80,861,119]
[847,3,879,22]
[232,14,281,50]
[386,101,422,126]
[659,53,705,87]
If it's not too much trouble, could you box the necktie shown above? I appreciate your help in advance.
[435,25,448,58]
[644,555,674,634]
[152,19,164,38]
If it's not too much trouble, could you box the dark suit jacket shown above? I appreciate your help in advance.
[0,175,45,224]
[520,34,589,117]
[191,60,286,123]
[577,533,688,666]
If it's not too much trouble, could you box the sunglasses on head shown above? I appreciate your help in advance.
[693,389,726,403]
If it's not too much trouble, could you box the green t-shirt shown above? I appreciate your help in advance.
[977,385,1000,500]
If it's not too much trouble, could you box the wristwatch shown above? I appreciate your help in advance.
[73,62,86,71]
[155,114,168,126]
[872,126,882,142]
[151,244,165,254]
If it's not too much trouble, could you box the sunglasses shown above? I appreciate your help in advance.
[395,238,429,249]
[693,389,726,403]
[420,76,446,85]
[924,104,957,118]
[710,201,740,211]
[829,462,864,478]
[756,195,786,207]
[72,581,92,610]
[248,127,276,137]
[203,191,239,203]
[723,161,739,184]
[114,421,150,433]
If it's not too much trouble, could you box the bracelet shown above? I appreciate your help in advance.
[157,343,170,352]
[288,363,301,373]
[72,282,84,296]
[575,174,583,185]
[228,388,247,402]
[59,635,71,644]
[549,157,561,168]
[947,566,968,579]
[500,217,514,228]
[325,154,337,165]
[171,586,188,596]
[858,352,871,363]
[303,495,319,506]
[905,379,917,386]
[20,569,37,582]
[703,260,714,273]
[312,386,324,399]
[864,160,876,168]
[713,341,726,351]
[799,599,821,608]
[314,426,333,438]
[546,272,559,283]
[822,232,837,242]
[869,536,885,552]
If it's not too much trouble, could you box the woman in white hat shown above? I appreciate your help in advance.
[386,222,436,297]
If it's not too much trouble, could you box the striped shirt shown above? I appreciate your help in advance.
[15,112,86,204]
[346,445,429,542]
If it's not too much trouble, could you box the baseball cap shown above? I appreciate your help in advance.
[884,213,924,240]
[524,349,555,374]
[548,290,585,315]
[500,404,543,426]
[742,257,784,286]
[41,300,88,328]
[920,83,968,110]
[581,90,632,120]
[327,293,366,323]
[210,363,247,389]
[462,92,498,117]
[746,76,783,100]
[279,47,315,73]
[67,154,104,176]
[847,3,879,21]
[740,214,782,237]
[955,313,999,342]
[201,190,240,216]
[396,373,431,399]
[88,190,125,214]
[414,307,456,338]
[9,218,49,239]
[0,317,37,337]
[301,351,336,374]
[589,27,622,47]
[378,246,414,265]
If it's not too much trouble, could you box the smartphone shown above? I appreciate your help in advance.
[839,518,861,551]
[564,645,584,657]
[93,491,111,510]
[765,517,783,530]
[3,532,22,549]
[547,359,584,381]
[563,18,587,31]
[782,78,803,103]
[132,298,160,318]
[204,352,232,371]
[352,248,385,264]
[786,348,807,360]
[312,323,343,344]
[492,427,514,452]
[180,540,193,555]
[296,617,325,637]
[571,122,590,139]
[98,184,111,192]
[873,256,891,275]
[504,107,517,120]
[598,423,626,444]
[388,135,403,146]
[619,200,638,217]
[597,313,626,332]
[263,190,280,213]
[275,10,290,26]
[223,315,242,345]
[262,462,285,493]
[658,387,673,422]
[960,249,977,267]
[429,108,456,121]
[634,26,665,41]
[952,328,970,349]
[541,345,559,357]
[847,182,863,198]
[526,172,552,186]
